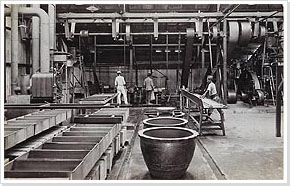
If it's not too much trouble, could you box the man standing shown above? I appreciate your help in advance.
[115,71,128,105]
[143,72,154,104]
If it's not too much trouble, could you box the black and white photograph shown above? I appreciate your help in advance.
[0,1,291,184]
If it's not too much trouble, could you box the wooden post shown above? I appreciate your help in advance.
[276,64,282,137]
[222,19,228,105]
[149,35,152,74]
[129,48,133,84]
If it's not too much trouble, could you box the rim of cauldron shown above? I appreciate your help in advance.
[138,127,199,141]
[143,117,188,127]
[155,107,176,111]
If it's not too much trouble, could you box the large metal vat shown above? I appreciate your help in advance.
[143,117,188,128]
[144,110,185,118]
[144,107,185,118]
[138,127,198,179]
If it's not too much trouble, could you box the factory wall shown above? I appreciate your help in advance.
[5,17,29,101]
[83,66,205,92]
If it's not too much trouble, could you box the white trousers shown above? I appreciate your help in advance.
[117,86,128,104]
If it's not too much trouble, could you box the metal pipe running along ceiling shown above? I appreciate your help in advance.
[5,7,50,73]
[57,11,283,19]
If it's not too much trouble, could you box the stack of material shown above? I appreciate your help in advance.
[79,93,118,105]
[5,121,122,180]
[4,110,72,150]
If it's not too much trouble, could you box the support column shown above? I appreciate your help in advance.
[222,19,228,105]
[32,4,40,74]
[276,64,282,137]
[4,16,7,100]
[129,47,133,84]
[11,5,19,95]
[49,4,56,69]
[149,35,152,74]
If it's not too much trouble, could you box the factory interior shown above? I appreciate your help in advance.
[2,3,285,181]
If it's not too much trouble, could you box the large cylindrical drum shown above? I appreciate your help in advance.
[146,110,185,118]
[138,127,198,179]
[143,117,188,128]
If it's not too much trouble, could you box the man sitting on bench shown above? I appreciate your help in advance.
[201,75,220,116]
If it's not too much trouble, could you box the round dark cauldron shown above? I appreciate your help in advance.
[138,127,199,179]
[143,117,188,128]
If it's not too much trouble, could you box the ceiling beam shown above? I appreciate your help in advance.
[57,11,283,19]
[56,17,283,24]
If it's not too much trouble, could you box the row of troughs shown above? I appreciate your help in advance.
[4,108,128,180]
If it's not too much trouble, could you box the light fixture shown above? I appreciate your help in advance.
[155,49,162,53]
[86,5,99,12]
[165,49,171,53]
[174,49,182,53]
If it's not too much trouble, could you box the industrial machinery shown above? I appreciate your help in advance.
[4,4,283,106]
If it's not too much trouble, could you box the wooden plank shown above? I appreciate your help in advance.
[62,131,109,136]
[104,147,113,173]
[87,114,123,119]
[41,110,68,123]
[52,136,103,143]
[114,134,120,155]
[5,171,71,179]
[5,125,35,139]
[120,127,127,146]
[15,118,49,134]
[120,130,125,147]
[99,157,107,180]
[74,124,116,128]
[24,115,56,127]
[193,93,227,109]
[73,117,122,124]
[31,113,61,126]
[5,150,28,158]
[28,150,89,159]
[70,127,112,131]
[95,108,129,122]
[4,128,27,150]
[70,136,105,179]
[86,159,101,180]
[42,142,96,150]
[7,121,42,135]
[12,159,81,171]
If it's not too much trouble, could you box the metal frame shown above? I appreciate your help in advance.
[55,9,283,105]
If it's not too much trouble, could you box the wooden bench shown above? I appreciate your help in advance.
[181,89,227,136]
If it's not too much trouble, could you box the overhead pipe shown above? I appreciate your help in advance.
[11,5,19,94]
[5,7,50,72]
[48,4,56,50]
[48,4,56,69]
[57,11,283,19]
[32,4,40,73]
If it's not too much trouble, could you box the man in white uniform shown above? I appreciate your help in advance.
[115,71,128,105]
[201,75,219,101]
[143,72,154,104]
[201,75,220,116]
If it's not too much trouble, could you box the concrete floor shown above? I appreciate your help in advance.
[118,102,284,180]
